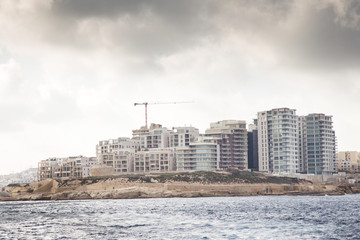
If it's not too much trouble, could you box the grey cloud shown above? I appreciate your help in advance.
[274,3,360,70]
[7,0,360,71]
[48,0,216,57]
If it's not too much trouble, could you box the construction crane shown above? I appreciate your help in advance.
[134,101,193,129]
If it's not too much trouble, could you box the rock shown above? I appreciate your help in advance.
[0,192,11,198]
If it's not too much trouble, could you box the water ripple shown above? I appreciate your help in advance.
[1,195,360,239]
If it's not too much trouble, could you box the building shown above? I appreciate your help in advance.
[176,138,220,171]
[53,156,98,179]
[139,126,199,150]
[205,120,248,170]
[96,137,140,173]
[257,108,298,174]
[300,114,337,175]
[338,151,360,172]
[297,116,307,173]
[247,123,259,171]
[170,127,199,148]
[100,152,134,173]
[140,127,172,149]
[38,158,64,180]
[134,148,176,172]
[132,123,162,140]
[38,156,98,180]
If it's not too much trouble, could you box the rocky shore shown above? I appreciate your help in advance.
[1,171,359,201]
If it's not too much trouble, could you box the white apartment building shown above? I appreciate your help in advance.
[176,140,220,171]
[257,108,298,174]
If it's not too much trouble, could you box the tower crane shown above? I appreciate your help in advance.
[134,101,193,129]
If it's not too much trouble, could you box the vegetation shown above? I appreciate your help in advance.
[70,170,301,185]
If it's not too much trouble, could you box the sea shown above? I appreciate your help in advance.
[1,194,360,240]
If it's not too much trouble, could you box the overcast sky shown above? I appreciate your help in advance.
[1,0,360,174]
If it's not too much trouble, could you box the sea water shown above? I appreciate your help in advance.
[1,194,360,239]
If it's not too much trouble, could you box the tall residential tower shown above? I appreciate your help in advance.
[257,108,298,174]
[300,114,337,175]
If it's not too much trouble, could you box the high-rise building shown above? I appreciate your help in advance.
[205,120,248,170]
[297,116,307,173]
[257,108,298,174]
[247,123,259,171]
[299,114,337,175]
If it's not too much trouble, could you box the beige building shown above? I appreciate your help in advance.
[140,127,172,149]
[139,125,199,150]
[38,156,98,180]
[170,127,199,148]
[338,151,360,172]
[132,123,162,140]
[205,120,248,170]
[100,152,134,173]
[96,137,140,173]
[38,158,64,180]
[134,148,176,172]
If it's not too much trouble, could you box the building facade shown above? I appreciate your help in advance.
[134,149,176,172]
[38,158,64,180]
[205,120,248,170]
[300,114,337,175]
[247,123,259,171]
[38,156,98,180]
[170,127,199,148]
[337,151,360,172]
[176,141,220,171]
[257,108,298,174]
[96,137,140,173]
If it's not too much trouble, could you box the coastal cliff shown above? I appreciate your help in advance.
[1,171,359,201]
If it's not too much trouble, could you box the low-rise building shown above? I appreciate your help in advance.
[338,151,360,172]
[134,148,176,172]
[176,140,220,171]
[38,156,98,180]
[38,158,64,180]
[96,137,140,173]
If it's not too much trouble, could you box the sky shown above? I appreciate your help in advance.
[0,0,360,174]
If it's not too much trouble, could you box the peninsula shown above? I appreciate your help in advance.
[1,171,359,201]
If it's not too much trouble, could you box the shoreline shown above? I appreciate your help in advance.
[2,171,360,201]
